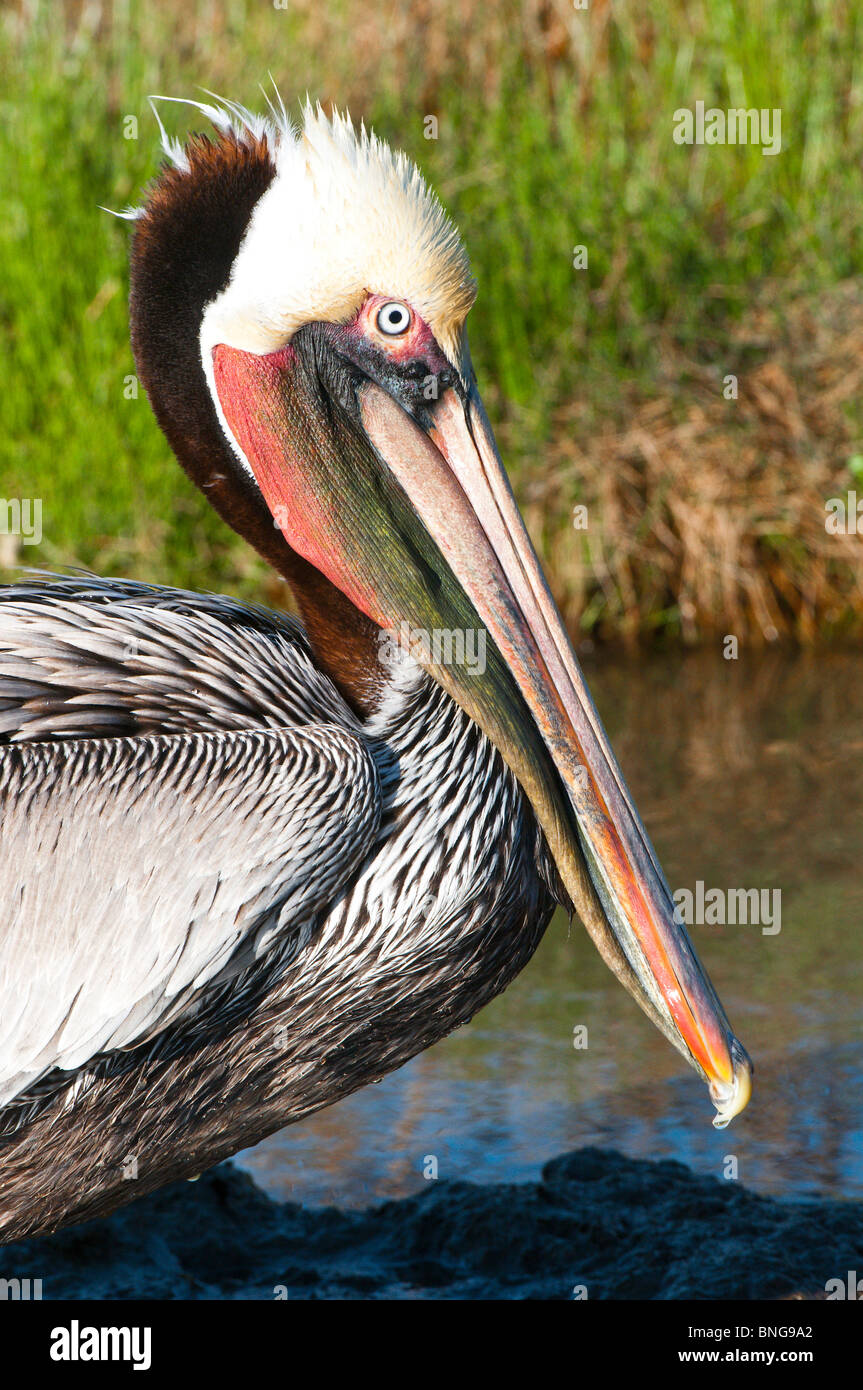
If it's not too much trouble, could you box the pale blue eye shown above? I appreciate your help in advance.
[377,301,411,336]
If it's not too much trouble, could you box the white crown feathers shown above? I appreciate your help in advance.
[136,88,477,373]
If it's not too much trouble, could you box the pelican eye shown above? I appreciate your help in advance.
[376,301,411,336]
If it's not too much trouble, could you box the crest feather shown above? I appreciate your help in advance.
[134,91,476,372]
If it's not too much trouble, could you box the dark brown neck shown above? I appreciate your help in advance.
[128,127,385,715]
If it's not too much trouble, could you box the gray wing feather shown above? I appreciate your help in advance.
[0,726,380,1106]
[0,580,381,1107]
[0,577,353,740]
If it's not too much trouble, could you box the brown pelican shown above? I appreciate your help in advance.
[0,96,751,1243]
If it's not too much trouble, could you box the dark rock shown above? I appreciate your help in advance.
[2,1147,861,1300]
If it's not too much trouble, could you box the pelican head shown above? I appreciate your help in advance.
[128,94,752,1126]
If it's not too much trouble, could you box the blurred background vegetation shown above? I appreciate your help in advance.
[1,0,862,644]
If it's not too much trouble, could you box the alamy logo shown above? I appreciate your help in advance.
[0,498,42,545]
[50,1321,151,1371]
[0,1277,42,1300]
[378,621,487,676]
[825,1271,863,1299]
[673,102,782,156]
[825,491,863,533]
[673,881,781,935]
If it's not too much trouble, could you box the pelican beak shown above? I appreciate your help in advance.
[358,379,752,1128]
[212,334,753,1127]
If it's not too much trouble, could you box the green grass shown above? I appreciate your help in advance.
[1,0,862,626]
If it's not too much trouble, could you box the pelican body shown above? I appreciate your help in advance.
[0,97,751,1243]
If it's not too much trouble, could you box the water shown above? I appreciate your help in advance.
[237,651,863,1207]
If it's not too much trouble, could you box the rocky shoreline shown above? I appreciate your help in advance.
[3,1147,862,1299]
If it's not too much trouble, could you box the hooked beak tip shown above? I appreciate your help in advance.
[709,1038,754,1128]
